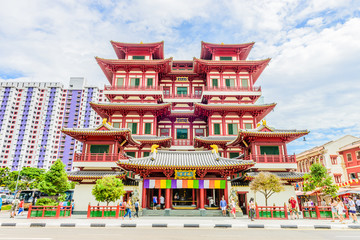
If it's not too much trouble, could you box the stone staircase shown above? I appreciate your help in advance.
[142,209,243,217]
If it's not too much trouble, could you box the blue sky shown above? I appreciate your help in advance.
[0,0,359,154]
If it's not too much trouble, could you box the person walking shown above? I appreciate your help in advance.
[123,197,132,220]
[356,198,360,213]
[289,197,299,219]
[10,199,20,218]
[0,196,2,212]
[336,198,345,224]
[331,198,340,222]
[71,200,75,214]
[249,198,256,221]
[348,196,358,224]
[17,199,24,216]
[230,198,236,219]
[133,199,140,218]
[220,197,227,217]
[152,195,157,210]
[160,195,165,209]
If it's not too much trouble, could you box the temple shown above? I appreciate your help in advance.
[63,41,309,215]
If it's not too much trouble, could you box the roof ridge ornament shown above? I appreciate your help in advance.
[150,144,159,161]
[210,144,220,161]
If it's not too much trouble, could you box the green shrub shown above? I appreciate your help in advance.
[1,205,11,210]
[35,198,57,206]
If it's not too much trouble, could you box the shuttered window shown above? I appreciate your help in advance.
[132,56,145,60]
[130,78,140,87]
[220,56,232,61]
[229,152,239,158]
[145,123,151,134]
[126,152,136,157]
[128,123,138,134]
[147,78,153,87]
[214,124,220,135]
[212,79,218,87]
[227,123,237,135]
[225,79,235,87]
[241,79,248,88]
[90,145,109,153]
[260,146,279,155]
[117,78,124,87]
[143,152,150,157]
[244,123,252,129]
[113,122,120,128]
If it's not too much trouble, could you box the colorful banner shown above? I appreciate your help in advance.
[143,179,226,189]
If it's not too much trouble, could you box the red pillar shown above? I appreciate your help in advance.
[142,185,147,209]
[158,188,161,206]
[199,188,205,209]
[192,189,195,205]
[224,179,228,204]
[165,188,171,209]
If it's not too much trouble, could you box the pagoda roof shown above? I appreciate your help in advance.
[200,41,255,60]
[110,41,164,59]
[118,150,254,171]
[68,170,127,181]
[95,57,172,83]
[133,135,172,147]
[194,103,276,120]
[61,121,140,145]
[193,58,270,83]
[90,102,171,118]
[194,136,235,148]
[227,122,309,147]
[232,171,304,181]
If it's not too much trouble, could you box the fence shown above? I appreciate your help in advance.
[27,205,72,219]
[302,206,349,219]
[254,204,288,219]
[87,205,126,218]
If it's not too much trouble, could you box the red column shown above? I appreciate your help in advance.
[192,189,195,205]
[158,189,161,205]
[190,122,194,145]
[142,184,147,209]
[165,188,171,209]
[221,114,226,135]
[199,188,205,209]
[224,179,228,203]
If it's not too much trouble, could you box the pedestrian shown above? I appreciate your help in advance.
[288,196,299,219]
[249,198,255,221]
[230,198,236,219]
[220,196,227,217]
[356,198,360,213]
[71,199,75,214]
[17,199,24,216]
[321,198,326,206]
[123,197,132,220]
[331,198,340,222]
[10,199,20,218]
[209,197,214,208]
[152,195,157,210]
[160,195,165,209]
[134,199,140,218]
[348,196,358,224]
[336,198,345,224]
[0,196,2,212]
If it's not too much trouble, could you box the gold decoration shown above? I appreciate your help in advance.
[210,144,218,153]
[102,118,107,124]
[151,144,159,153]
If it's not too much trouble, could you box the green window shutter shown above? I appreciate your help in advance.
[242,79,248,88]
[176,129,188,139]
[244,123,252,129]
[132,56,145,60]
[260,146,279,155]
[90,145,109,153]
[117,78,124,87]
[126,152,136,157]
[220,56,232,61]
[230,152,239,158]
[132,123,137,134]
[225,79,231,87]
[145,123,151,134]
[212,79,218,87]
[113,122,120,128]
[214,124,220,135]
[177,87,187,95]
[135,78,140,86]
[147,78,153,87]
[227,124,233,135]
[143,152,150,157]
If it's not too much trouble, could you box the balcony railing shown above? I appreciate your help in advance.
[203,86,261,92]
[173,139,192,146]
[104,85,163,91]
[244,154,296,163]
[163,93,202,99]
[74,153,120,162]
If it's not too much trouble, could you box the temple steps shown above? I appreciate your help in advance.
[141,209,243,217]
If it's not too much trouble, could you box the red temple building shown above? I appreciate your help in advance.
[63,41,309,215]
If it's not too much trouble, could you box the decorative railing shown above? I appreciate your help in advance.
[163,93,202,99]
[87,205,126,218]
[104,85,163,91]
[203,86,261,92]
[302,206,349,219]
[173,139,192,146]
[254,204,288,219]
[74,153,120,162]
[244,154,296,163]
[27,205,72,219]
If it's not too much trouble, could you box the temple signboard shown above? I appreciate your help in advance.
[175,170,196,179]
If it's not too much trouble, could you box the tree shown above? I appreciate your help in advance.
[0,167,10,186]
[92,176,126,206]
[303,163,338,197]
[249,172,285,206]
[38,159,71,199]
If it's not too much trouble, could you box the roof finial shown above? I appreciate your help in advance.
[102,118,107,125]
[262,119,267,125]
[221,42,224,45]
[210,144,218,153]
[140,41,143,44]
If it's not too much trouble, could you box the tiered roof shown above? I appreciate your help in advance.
[200,41,255,60]
[110,41,164,59]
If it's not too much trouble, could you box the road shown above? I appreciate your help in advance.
[0,228,359,240]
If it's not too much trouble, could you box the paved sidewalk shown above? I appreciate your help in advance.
[1,211,359,230]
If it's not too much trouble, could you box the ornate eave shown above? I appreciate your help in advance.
[200,41,255,60]
[68,170,127,182]
[90,102,171,118]
[132,136,172,148]
[243,171,304,182]
[194,136,235,148]
[110,40,164,59]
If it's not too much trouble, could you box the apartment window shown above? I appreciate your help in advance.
[160,128,169,136]
[347,153,353,161]
[117,78,124,87]
[244,123,252,129]
[225,79,235,88]
[241,79,249,88]
[334,175,341,183]
[331,156,337,165]
[220,56,232,61]
[177,87,187,95]
[128,123,138,134]
[130,78,140,87]
[195,129,204,137]
[144,123,151,134]
[260,146,279,155]
[146,78,153,87]
[132,56,145,60]
[214,123,221,135]
[229,152,239,158]
[227,123,238,135]
[176,129,188,139]
[212,79,218,87]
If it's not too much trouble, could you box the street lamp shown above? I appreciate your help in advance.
[14,157,24,195]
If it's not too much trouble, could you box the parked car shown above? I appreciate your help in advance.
[6,195,14,204]
[1,194,7,204]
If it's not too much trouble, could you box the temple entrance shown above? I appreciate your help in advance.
[172,189,197,209]
[238,192,248,215]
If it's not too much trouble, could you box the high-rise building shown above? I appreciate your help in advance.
[0,78,106,171]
